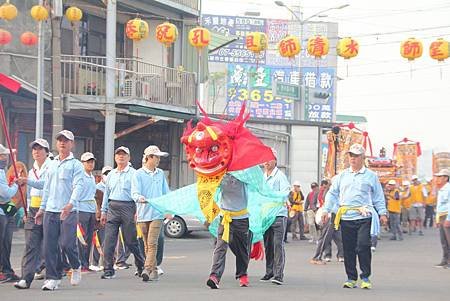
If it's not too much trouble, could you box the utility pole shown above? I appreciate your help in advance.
[104,1,117,166]
[51,0,63,148]
[35,0,45,139]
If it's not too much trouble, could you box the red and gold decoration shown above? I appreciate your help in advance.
[337,37,359,59]
[245,32,268,54]
[307,35,329,58]
[400,38,423,61]
[20,31,37,46]
[188,26,210,49]
[30,5,49,22]
[155,22,178,47]
[393,138,422,181]
[429,38,449,61]
[0,29,12,45]
[65,6,83,22]
[278,35,300,59]
[0,1,18,21]
[125,18,149,41]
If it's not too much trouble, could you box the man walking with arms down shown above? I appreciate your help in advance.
[322,144,387,290]
[34,130,84,291]
[434,169,450,268]
[100,146,145,280]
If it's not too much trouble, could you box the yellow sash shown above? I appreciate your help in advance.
[197,170,226,224]
[30,196,42,208]
[334,206,367,230]
[220,208,249,243]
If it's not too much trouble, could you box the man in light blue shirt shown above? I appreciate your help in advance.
[14,138,51,289]
[100,146,145,280]
[434,168,450,268]
[132,145,169,282]
[322,143,387,290]
[34,130,84,291]
[261,148,290,285]
[77,152,98,272]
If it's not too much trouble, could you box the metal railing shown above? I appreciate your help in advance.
[60,55,197,108]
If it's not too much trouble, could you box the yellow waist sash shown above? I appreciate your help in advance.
[334,206,368,230]
[220,208,249,243]
[30,196,42,208]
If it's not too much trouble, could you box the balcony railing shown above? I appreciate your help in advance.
[174,0,198,10]
[61,55,197,108]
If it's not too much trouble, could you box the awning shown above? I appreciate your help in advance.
[208,32,239,53]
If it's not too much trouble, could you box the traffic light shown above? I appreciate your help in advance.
[313,91,330,99]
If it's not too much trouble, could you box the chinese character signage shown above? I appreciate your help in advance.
[202,14,266,64]
[301,67,335,122]
[226,63,299,119]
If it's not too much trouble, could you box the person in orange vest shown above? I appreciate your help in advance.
[424,177,437,228]
[409,175,427,236]
[386,180,403,241]
[400,180,411,234]
[288,181,307,240]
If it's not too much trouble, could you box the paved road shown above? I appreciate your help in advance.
[1,227,449,300]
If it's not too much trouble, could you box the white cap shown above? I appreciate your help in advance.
[101,166,113,174]
[293,180,301,186]
[0,144,10,155]
[80,152,96,162]
[411,175,418,180]
[115,146,130,155]
[387,179,396,185]
[425,176,433,182]
[55,130,75,141]
[144,145,169,157]
[29,138,49,149]
[402,180,410,186]
[434,169,450,177]
[347,143,365,155]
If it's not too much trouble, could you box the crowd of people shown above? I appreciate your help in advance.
[0,131,449,292]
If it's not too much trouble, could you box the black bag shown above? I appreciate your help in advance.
[0,201,17,217]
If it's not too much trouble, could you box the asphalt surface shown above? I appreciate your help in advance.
[1,226,449,301]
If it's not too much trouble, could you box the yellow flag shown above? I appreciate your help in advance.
[197,170,226,223]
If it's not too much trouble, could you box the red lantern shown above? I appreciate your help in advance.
[20,31,38,46]
[0,29,12,45]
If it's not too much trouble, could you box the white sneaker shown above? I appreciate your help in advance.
[70,267,82,286]
[14,279,29,289]
[42,279,60,291]
[324,257,331,262]
[34,272,45,280]
[157,266,164,276]
[371,247,376,252]
[89,265,103,272]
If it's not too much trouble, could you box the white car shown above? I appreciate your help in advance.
[164,215,207,238]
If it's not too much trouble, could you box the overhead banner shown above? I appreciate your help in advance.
[226,63,297,119]
[202,14,266,64]
[433,152,450,174]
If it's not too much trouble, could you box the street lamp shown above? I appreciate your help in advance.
[274,1,349,120]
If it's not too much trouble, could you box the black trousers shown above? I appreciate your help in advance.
[210,218,252,280]
[340,218,372,280]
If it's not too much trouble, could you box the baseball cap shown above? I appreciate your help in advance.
[402,180,410,186]
[144,145,169,157]
[0,144,10,155]
[387,179,396,185]
[55,130,74,141]
[29,138,49,149]
[80,152,96,162]
[434,169,450,177]
[114,146,130,155]
[311,182,319,188]
[411,175,418,180]
[293,180,301,186]
[347,143,365,155]
[101,166,113,175]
